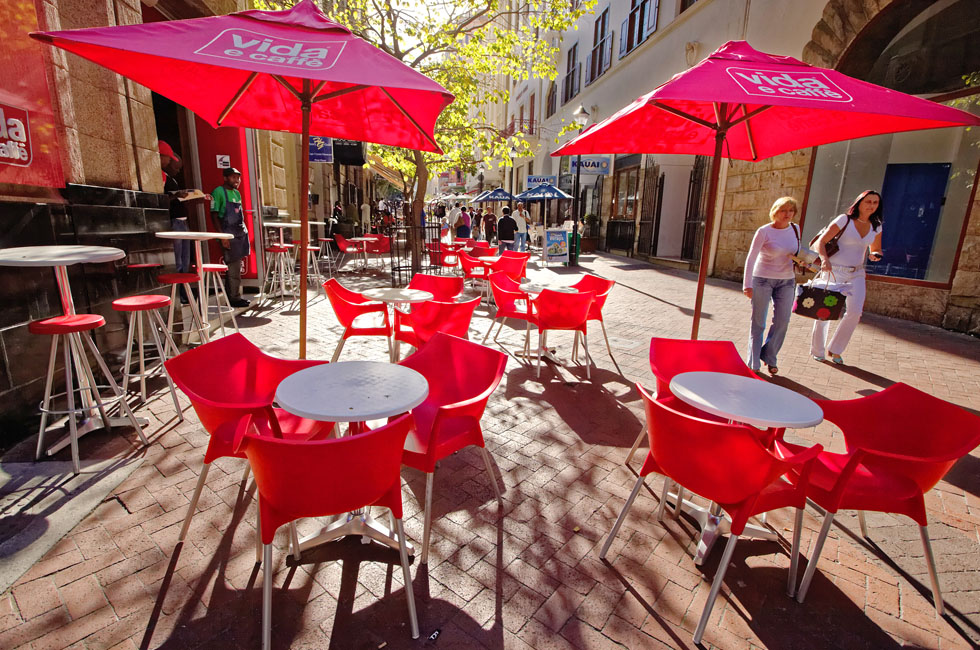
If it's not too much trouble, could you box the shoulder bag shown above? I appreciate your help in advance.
[808,216,849,258]
[793,271,846,321]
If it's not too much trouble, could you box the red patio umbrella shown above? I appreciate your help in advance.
[553,41,979,339]
[31,0,453,357]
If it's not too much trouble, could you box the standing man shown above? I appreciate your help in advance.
[447,202,461,231]
[514,201,529,252]
[360,199,372,234]
[210,167,251,308]
[160,141,191,274]
[496,207,517,254]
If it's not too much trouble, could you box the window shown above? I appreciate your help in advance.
[562,44,580,104]
[528,94,536,134]
[546,83,557,118]
[680,0,697,12]
[620,0,658,58]
[518,105,524,134]
[585,8,613,86]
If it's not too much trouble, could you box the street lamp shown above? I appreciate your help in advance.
[477,161,486,193]
[571,104,590,265]
[507,146,518,208]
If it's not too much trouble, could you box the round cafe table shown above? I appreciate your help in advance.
[0,245,147,462]
[155,231,233,342]
[276,361,429,552]
[362,288,434,361]
[666,371,824,565]
[519,281,577,295]
[346,236,372,269]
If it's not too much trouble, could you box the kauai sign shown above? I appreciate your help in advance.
[0,102,32,167]
[726,67,853,103]
[196,29,345,70]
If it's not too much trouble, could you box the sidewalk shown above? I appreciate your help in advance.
[1,251,977,649]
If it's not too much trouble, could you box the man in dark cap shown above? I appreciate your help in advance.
[210,167,251,308]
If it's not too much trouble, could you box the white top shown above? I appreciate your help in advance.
[276,361,429,422]
[520,282,576,294]
[264,221,302,228]
[360,204,371,226]
[447,207,461,224]
[513,211,528,234]
[0,245,124,267]
[361,288,433,304]
[669,371,823,429]
[156,230,233,241]
[743,223,799,289]
[824,214,880,268]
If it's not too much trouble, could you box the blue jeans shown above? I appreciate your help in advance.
[514,231,527,252]
[747,277,795,371]
[171,218,191,273]
[498,239,514,255]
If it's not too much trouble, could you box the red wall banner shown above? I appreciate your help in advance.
[0,0,64,188]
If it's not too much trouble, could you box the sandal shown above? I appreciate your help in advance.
[830,354,844,365]
[767,365,778,375]
[812,355,825,362]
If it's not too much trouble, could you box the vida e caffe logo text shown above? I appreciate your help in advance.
[195,29,345,70]
[726,67,853,102]
[0,102,32,167]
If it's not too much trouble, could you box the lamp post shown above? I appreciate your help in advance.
[570,104,590,266]
[507,146,518,210]
[477,161,486,193]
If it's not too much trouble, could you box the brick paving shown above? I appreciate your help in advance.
[1,251,978,649]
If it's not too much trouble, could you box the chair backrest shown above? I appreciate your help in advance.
[490,255,527,281]
[488,272,526,314]
[648,337,759,398]
[571,274,615,316]
[458,252,485,274]
[501,250,531,260]
[164,333,325,438]
[240,413,414,543]
[366,235,391,254]
[406,297,480,343]
[407,273,464,302]
[532,289,594,330]
[818,382,980,492]
[399,333,506,422]
[333,233,353,252]
[638,384,793,509]
[323,278,372,326]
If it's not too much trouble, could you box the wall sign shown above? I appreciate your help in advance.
[216,154,230,168]
[309,136,333,162]
[570,156,611,175]
[0,103,31,167]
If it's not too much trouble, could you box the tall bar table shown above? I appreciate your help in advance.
[0,245,148,470]
[155,230,233,343]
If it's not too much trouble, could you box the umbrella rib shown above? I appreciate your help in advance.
[728,104,771,129]
[216,72,259,125]
[312,84,370,103]
[736,105,760,161]
[650,101,719,131]
[272,75,303,101]
[379,87,440,151]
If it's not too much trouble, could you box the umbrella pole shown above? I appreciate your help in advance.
[299,84,311,359]
[690,130,726,340]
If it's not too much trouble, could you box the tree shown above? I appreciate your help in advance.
[260,0,595,263]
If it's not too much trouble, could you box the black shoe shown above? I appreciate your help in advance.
[230,298,250,308]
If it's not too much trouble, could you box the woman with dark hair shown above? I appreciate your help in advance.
[811,190,884,365]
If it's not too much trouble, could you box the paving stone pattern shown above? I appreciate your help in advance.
[1,252,978,649]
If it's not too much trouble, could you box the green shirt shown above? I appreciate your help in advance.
[210,185,242,220]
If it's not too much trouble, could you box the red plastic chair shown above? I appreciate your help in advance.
[394,297,480,359]
[489,255,528,282]
[530,289,594,380]
[164,333,334,545]
[483,272,535,356]
[365,234,391,268]
[500,250,531,261]
[399,333,507,563]
[625,338,768,467]
[778,382,980,614]
[323,278,392,362]
[426,247,459,275]
[601,387,822,645]
[333,233,365,269]
[238,413,419,647]
[407,273,464,302]
[459,252,489,292]
[570,274,616,362]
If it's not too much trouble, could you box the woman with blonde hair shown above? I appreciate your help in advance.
[743,196,801,374]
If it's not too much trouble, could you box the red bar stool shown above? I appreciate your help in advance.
[31,313,148,474]
[111,295,183,417]
[199,263,239,336]
[158,272,208,345]
[260,243,295,303]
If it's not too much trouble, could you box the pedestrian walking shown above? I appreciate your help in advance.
[743,197,801,375]
[810,189,884,365]
[514,202,529,252]
[497,207,517,254]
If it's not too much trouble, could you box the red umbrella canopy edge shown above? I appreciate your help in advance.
[30,0,453,153]
[553,40,980,160]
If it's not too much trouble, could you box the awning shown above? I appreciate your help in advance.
[367,154,405,188]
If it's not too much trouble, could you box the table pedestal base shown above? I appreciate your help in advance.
[299,509,414,555]
[669,492,776,565]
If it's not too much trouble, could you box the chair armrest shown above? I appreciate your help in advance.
[780,443,823,467]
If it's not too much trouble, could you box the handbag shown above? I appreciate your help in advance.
[793,272,846,321]
[808,216,849,258]
[789,223,813,279]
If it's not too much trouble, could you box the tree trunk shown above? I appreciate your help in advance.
[409,149,429,273]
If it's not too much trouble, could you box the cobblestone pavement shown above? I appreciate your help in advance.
[1,251,978,650]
